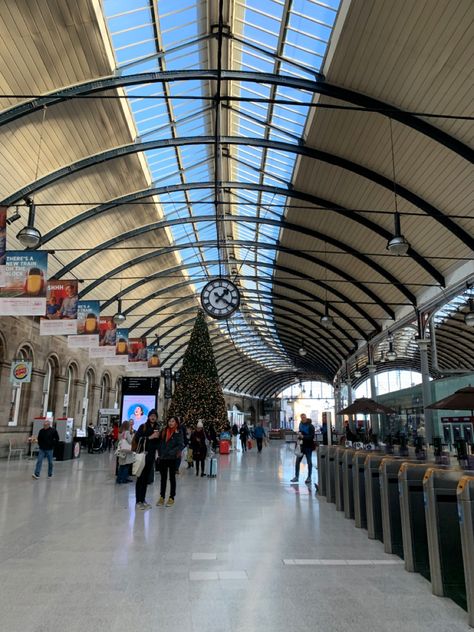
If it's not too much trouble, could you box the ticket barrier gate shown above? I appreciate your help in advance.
[317,445,328,496]
[335,447,346,512]
[457,476,474,627]
[399,463,443,579]
[353,452,369,529]
[380,457,409,558]
[326,445,337,504]
[424,468,469,612]
[343,449,355,519]
[365,454,387,541]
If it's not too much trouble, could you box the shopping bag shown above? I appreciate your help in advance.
[132,452,146,477]
[247,439,252,450]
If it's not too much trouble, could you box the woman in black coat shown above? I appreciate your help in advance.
[157,417,184,507]
[190,421,208,477]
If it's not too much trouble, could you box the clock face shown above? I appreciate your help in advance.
[200,278,241,320]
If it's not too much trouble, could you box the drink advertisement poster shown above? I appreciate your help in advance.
[128,337,147,362]
[115,328,129,356]
[0,251,47,315]
[147,346,161,369]
[77,300,100,335]
[39,280,78,335]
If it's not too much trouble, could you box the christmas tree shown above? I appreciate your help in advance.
[167,310,228,432]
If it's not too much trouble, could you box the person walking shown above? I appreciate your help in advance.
[87,421,95,453]
[175,419,188,474]
[239,421,250,452]
[291,414,315,484]
[190,421,208,477]
[253,421,266,453]
[132,409,160,510]
[156,417,184,507]
[116,421,134,484]
[31,419,59,479]
[231,423,239,451]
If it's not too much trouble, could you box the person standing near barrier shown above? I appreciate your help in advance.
[291,414,315,484]
[31,419,59,479]
[239,422,250,452]
[132,409,160,510]
[253,421,266,453]
[156,417,184,507]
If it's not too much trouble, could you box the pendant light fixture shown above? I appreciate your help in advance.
[298,338,307,356]
[320,302,333,328]
[16,197,41,249]
[386,332,397,361]
[354,358,362,379]
[386,119,410,256]
[113,299,126,325]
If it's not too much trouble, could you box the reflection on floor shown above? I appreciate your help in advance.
[0,443,469,632]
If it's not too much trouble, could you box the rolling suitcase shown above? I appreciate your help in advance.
[207,456,218,477]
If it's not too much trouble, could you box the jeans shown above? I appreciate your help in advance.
[160,459,177,499]
[116,464,129,484]
[295,448,313,478]
[35,449,54,477]
[241,438,247,452]
[256,437,263,452]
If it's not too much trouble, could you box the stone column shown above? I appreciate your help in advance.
[367,364,378,435]
[417,339,435,443]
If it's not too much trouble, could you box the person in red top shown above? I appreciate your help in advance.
[156,417,184,507]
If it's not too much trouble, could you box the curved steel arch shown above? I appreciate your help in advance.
[39,181,443,289]
[64,215,417,307]
[0,70,470,161]
[86,238,394,319]
[3,136,469,259]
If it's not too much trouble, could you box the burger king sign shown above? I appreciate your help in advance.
[10,360,32,385]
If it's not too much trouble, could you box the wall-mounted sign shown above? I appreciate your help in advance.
[10,360,32,385]
[0,251,48,315]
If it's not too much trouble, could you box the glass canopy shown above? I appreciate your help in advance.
[103,0,341,369]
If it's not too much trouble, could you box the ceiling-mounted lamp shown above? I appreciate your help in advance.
[465,298,474,327]
[16,198,41,249]
[386,119,410,256]
[298,338,307,356]
[387,212,410,255]
[320,302,333,328]
[6,207,21,225]
[386,332,397,361]
[112,299,126,325]
[354,367,362,379]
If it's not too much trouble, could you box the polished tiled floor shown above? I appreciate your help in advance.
[0,443,469,632]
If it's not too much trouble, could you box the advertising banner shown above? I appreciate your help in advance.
[68,334,99,348]
[0,207,6,285]
[89,346,116,359]
[163,367,172,399]
[10,360,33,385]
[103,355,129,366]
[128,337,147,362]
[0,251,47,315]
[115,328,129,357]
[99,316,117,347]
[147,346,161,369]
[77,300,100,335]
[39,279,78,335]
[125,362,148,372]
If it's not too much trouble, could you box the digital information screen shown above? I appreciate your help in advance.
[120,377,159,426]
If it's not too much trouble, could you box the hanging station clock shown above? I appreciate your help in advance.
[200,278,241,320]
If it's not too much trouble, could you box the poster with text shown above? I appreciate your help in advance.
[0,206,6,276]
[0,251,47,315]
[128,337,147,362]
[115,328,129,357]
[103,355,129,366]
[40,279,78,335]
[99,316,117,347]
[68,334,99,348]
[126,362,148,373]
[147,346,161,369]
[77,300,100,335]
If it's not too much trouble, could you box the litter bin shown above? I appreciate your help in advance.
[335,447,346,512]
[342,448,355,520]
[353,451,369,529]
[457,475,474,628]
[424,468,469,611]
[380,457,408,557]
[365,454,386,541]
[317,445,328,496]
[326,445,337,504]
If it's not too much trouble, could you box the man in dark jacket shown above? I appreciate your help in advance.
[132,409,160,510]
[291,414,315,484]
[32,419,59,479]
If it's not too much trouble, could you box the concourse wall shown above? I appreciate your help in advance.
[0,316,125,457]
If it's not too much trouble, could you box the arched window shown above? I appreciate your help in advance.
[64,363,77,417]
[9,345,33,427]
[115,376,122,409]
[81,368,95,430]
[99,373,110,409]
[41,357,58,417]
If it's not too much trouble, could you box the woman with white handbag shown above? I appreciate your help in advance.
[131,409,160,510]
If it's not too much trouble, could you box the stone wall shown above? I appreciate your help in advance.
[0,315,125,457]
